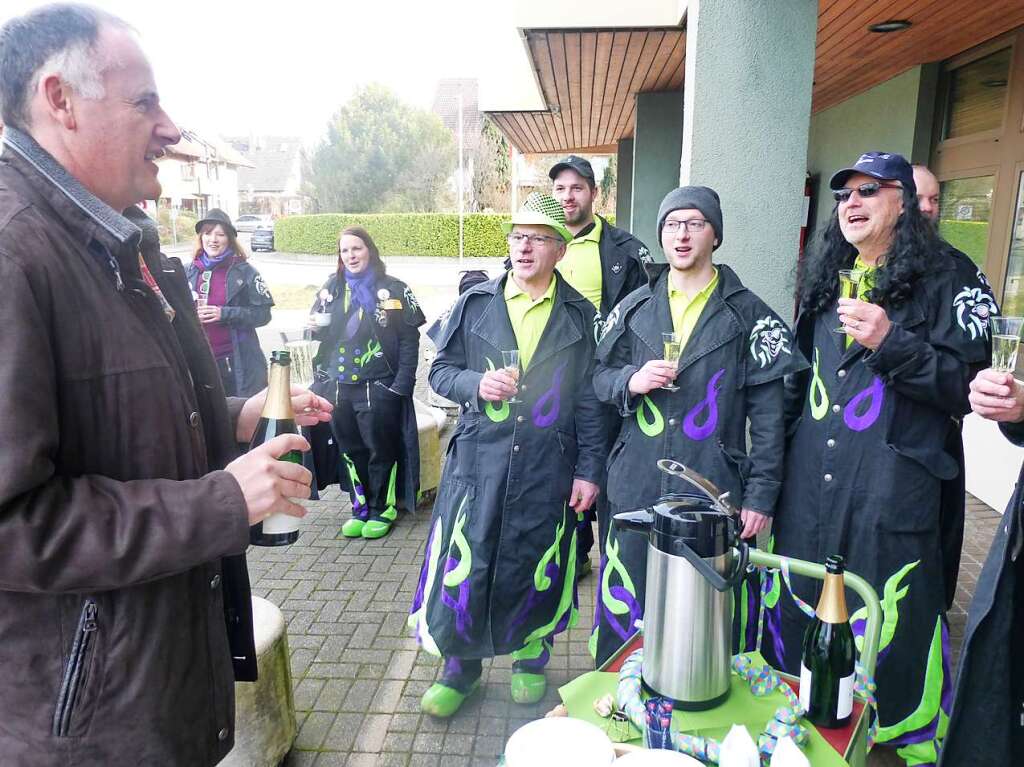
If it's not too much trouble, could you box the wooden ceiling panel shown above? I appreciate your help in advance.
[813,0,1024,112]
[486,1,1024,154]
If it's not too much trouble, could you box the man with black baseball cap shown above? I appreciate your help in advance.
[549,154,651,579]
[766,150,993,765]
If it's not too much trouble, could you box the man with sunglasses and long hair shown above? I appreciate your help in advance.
[764,152,993,766]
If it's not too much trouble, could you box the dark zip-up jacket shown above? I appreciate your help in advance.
[0,128,254,767]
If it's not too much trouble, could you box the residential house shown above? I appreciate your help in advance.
[153,128,252,220]
[230,135,308,217]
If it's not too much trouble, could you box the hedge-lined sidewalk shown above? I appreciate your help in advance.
[275,213,618,258]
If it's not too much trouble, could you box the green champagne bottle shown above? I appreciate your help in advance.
[248,350,302,547]
[800,555,855,728]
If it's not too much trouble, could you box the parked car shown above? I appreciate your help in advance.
[251,223,275,252]
[235,214,271,233]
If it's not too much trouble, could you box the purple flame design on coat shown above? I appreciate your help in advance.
[683,368,726,441]
[602,585,643,642]
[843,375,885,432]
[532,362,567,428]
[410,519,438,616]
[505,561,560,643]
[441,557,472,643]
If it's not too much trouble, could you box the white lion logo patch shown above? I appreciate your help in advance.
[748,316,791,368]
[600,305,621,342]
[253,274,271,299]
[953,286,996,340]
[404,286,420,311]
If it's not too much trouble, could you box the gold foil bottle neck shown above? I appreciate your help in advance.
[815,571,849,624]
[260,356,295,421]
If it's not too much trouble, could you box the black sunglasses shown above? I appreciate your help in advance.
[832,181,902,203]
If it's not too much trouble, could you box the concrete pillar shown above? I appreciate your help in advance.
[615,138,634,229]
[630,91,684,255]
[680,0,817,317]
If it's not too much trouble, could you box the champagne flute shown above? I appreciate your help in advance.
[834,269,866,333]
[991,316,1024,373]
[661,332,683,392]
[501,349,521,404]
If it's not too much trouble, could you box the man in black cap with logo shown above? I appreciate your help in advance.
[766,151,992,766]
[549,155,650,578]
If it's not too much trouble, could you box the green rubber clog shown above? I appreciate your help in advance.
[420,680,479,718]
[361,519,393,539]
[510,672,546,704]
[340,518,365,538]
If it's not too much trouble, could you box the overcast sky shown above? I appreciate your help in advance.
[1,1,522,146]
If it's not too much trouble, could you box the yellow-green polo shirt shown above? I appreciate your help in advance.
[559,217,603,311]
[504,275,557,370]
[845,256,878,348]
[668,268,719,349]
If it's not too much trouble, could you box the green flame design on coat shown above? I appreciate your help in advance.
[357,339,382,367]
[637,394,664,437]
[341,454,366,507]
[809,347,830,420]
[876,615,948,762]
[483,357,510,423]
[851,559,918,656]
[534,514,567,590]
[442,500,472,588]
[521,509,578,645]
[601,531,638,615]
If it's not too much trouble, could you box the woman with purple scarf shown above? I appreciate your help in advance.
[185,209,274,397]
[307,226,426,539]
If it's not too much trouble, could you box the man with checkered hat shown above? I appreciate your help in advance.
[408,192,606,717]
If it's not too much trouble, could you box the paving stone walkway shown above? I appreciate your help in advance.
[247,479,1000,767]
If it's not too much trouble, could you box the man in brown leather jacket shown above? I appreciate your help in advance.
[0,6,331,765]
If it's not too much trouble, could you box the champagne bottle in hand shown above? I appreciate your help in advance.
[800,555,855,728]
[249,350,302,546]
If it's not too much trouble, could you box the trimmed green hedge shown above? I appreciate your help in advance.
[275,212,616,257]
[276,213,507,257]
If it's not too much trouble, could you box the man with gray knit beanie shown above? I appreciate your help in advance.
[588,186,807,666]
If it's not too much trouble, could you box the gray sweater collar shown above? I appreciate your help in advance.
[2,126,141,246]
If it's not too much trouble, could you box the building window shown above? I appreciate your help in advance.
[938,176,995,269]
[1002,174,1024,316]
[943,46,1012,139]
[181,162,196,180]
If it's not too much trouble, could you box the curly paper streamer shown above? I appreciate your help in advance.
[843,375,885,432]
[809,348,830,420]
[683,368,725,441]
[637,394,664,437]
[532,362,567,428]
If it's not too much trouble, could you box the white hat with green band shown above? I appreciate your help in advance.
[502,191,573,243]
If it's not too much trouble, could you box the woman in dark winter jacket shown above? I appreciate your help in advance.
[185,208,274,396]
[309,226,426,540]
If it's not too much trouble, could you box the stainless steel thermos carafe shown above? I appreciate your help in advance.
[613,460,749,710]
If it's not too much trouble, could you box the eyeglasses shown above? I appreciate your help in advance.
[507,232,563,247]
[832,182,902,203]
[662,219,709,234]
